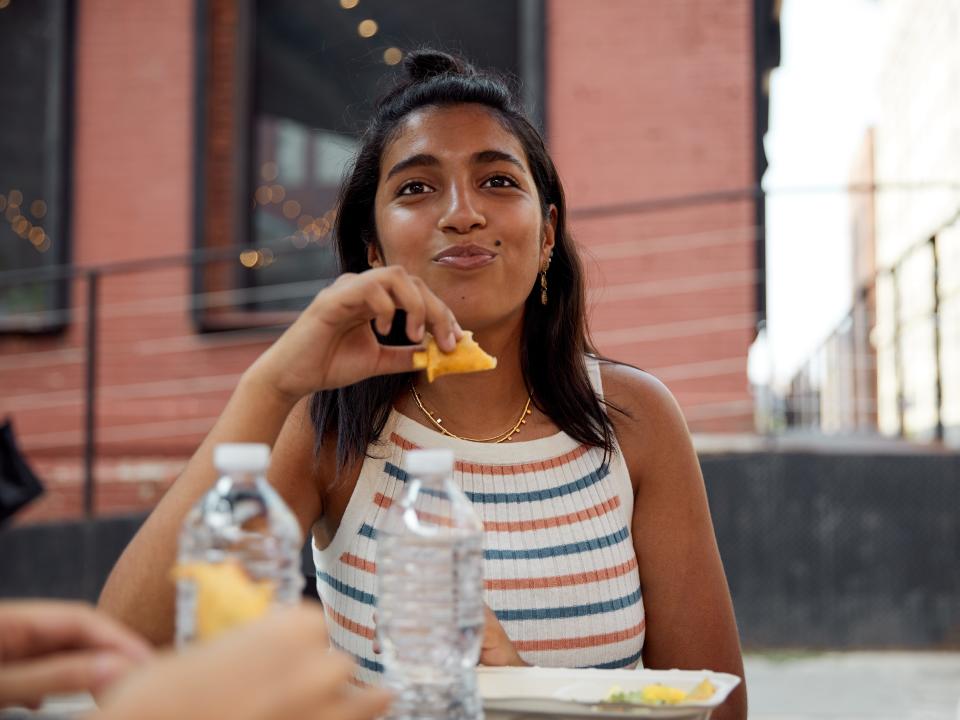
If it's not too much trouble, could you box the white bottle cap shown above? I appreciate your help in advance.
[213,443,271,474]
[404,448,455,476]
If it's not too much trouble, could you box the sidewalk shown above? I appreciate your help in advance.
[745,651,960,720]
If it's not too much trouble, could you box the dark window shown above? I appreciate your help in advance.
[193,0,543,324]
[0,0,73,332]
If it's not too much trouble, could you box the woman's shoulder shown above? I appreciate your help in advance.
[598,360,684,425]
[597,359,693,471]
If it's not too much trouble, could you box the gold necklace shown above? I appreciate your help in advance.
[410,385,533,443]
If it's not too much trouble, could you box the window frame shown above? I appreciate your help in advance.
[190,0,547,331]
[0,0,75,336]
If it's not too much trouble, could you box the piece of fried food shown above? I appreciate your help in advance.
[412,331,497,383]
[173,561,275,641]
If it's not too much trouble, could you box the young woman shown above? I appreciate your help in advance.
[100,50,746,719]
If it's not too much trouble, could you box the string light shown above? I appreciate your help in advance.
[358,19,378,38]
[5,205,20,221]
[8,189,22,207]
[254,185,271,205]
[297,214,314,230]
[28,227,45,245]
[0,0,11,10]
[291,232,309,249]
[282,200,301,219]
[384,47,403,66]
[269,184,286,203]
[260,161,279,181]
[36,235,51,252]
[340,0,358,8]
[30,199,47,218]
[239,250,259,268]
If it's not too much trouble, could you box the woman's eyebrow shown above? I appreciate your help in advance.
[385,153,440,180]
[472,150,525,170]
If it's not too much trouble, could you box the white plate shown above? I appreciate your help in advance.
[478,666,741,719]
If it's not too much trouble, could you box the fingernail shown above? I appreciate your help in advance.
[93,653,127,688]
[446,332,457,350]
[414,324,425,341]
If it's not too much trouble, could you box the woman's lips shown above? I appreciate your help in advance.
[432,244,498,269]
[434,254,497,269]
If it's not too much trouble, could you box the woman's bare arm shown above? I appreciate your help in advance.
[98,268,462,645]
[97,378,321,645]
[603,364,747,720]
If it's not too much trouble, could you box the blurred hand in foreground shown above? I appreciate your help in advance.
[98,604,392,720]
[0,600,153,709]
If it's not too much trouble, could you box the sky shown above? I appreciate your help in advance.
[760,0,881,389]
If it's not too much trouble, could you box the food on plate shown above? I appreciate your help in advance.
[172,561,275,640]
[605,678,717,706]
[412,331,497,382]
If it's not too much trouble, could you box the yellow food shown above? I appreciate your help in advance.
[684,678,717,701]
[172,561,275,640]
[640,685,688,705]
[606,677,716,706]
[412,331,497,383]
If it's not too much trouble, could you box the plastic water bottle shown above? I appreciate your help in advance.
[175,442,304,646]
[376,448,485,720]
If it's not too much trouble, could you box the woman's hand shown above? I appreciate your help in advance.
[372,605,527,668]
[250,267,462,403]
[99,605,392,720]
[0,600,153,709]
[480,605,527,667]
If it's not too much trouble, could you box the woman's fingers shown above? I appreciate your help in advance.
[0,650,137,707]
[367,268,460,351]
[0,601,153,664]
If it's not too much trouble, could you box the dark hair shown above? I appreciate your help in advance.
[311,49,620,474]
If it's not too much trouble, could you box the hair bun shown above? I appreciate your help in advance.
[402,49,475,82]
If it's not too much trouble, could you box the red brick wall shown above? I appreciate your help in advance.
[2,1,272,522]
[3,1,760,523]
[548,0,758,431]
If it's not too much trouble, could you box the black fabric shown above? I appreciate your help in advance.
[0,419,44,524]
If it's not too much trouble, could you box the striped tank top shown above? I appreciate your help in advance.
[312,356,645,685]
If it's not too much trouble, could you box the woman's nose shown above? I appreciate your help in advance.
[439,184,485,234]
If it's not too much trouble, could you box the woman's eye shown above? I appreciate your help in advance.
[483,175,518,189]
[398,181,432,195]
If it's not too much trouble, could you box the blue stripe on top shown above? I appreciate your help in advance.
[494,587,642,622]
[383,461,610,504]
[317,571,377,606]
[485,525,629,560]
[584,648,644,670]
[330,637,384,674]
[358,524,629,561]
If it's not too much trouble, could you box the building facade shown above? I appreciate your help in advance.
[873,0,960,444]
[0,0,777,521]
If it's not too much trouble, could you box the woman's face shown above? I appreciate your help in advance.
[371,104,556,331]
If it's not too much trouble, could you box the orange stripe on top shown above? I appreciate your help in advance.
[341,551,639,592]
[372,492,620,533]
[513,619,646,652]
[340,552,376,574]
[327,606,375,640]
[485,556,639,590]
[390,433,592,475]
[485,495,621,532]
